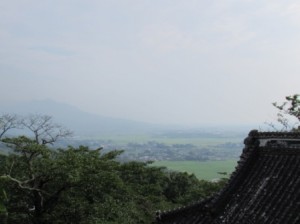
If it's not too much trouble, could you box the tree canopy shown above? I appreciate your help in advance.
[0,114,226,223]
[272,94,300,131]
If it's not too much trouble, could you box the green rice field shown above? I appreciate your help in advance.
[152,160,238,181]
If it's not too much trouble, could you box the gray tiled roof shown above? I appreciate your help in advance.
[155,130,300,224]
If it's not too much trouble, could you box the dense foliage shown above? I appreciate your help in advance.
[0,136,226,224]
[272,94,300,131]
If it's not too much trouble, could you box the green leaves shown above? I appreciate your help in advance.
[1,136,225,223]
[272,94,300,131]
[0,188,7,212]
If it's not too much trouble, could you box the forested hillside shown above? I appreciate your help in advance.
[0,114,226,223]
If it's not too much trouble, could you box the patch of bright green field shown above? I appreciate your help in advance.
[152,160,238,181]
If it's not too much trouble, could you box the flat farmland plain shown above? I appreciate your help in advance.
[152,160,238,181]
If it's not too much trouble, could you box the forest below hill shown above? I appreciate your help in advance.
[0,114,229,223]
[0,143,226,224]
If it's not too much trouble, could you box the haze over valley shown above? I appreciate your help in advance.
[1,2,300,222]
[1,99,247,177]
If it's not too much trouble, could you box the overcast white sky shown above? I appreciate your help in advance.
[1,0,300,126]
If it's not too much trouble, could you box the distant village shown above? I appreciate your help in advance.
[58,138,243,162]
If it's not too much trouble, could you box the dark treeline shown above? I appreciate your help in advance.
[0,114,226,223]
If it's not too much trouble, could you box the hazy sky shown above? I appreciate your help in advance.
[1,0,300,126]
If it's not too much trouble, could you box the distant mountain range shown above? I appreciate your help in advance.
[1,99,253,139]
[0,99,165,136]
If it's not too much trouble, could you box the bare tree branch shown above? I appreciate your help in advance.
[21,114,73,145]
[0,174,49,195]
[0,114,20,139]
